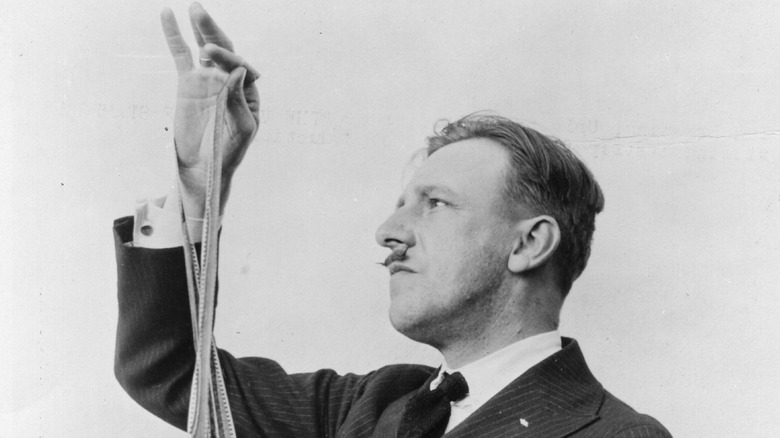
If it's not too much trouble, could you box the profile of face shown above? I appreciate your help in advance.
[375,138,522,348]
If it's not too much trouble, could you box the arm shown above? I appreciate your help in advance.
[114,216,432,436]
[115,5,433,436]
[114,216,369,436]
[114,5,385,436]
[113,216,196,428]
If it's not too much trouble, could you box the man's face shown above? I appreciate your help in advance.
[375,138,520,347]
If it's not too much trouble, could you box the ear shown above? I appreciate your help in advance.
[507,215,561,274]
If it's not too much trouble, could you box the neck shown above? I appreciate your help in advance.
[440,326,554,369]
[439,283,562,369]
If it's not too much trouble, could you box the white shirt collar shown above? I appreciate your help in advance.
[431,330,562,433]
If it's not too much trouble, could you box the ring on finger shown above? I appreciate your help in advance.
[199,57,215,67]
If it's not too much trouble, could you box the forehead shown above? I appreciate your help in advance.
[405,138,510,199]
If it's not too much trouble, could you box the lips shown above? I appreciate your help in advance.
[388,263,415,275]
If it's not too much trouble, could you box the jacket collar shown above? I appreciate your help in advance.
[445,338,603,438]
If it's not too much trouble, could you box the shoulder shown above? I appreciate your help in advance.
[591,390,672,437]
[548,339,671,437]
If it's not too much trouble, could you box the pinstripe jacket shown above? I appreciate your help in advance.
[113,216,671,437]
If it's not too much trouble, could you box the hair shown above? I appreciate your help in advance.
[426,113,605,296]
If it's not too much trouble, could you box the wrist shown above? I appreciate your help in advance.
[177,171,234,218]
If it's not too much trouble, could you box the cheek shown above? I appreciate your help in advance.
[450,231,510,295]
[422,223,495,276]
[423,221,480,262]
[446,222,506,263]
[415,217,509,297]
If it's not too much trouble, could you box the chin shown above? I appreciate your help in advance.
[388,305,445,349]
[388,305,421,339]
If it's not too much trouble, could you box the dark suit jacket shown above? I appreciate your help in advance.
[113,216,671,437]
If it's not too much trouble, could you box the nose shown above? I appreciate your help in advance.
[375,205,415,250]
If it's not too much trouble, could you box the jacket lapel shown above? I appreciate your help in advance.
[368,367,441,438]
[445,338,603,438]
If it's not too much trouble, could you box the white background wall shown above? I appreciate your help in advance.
[2,1,779,436]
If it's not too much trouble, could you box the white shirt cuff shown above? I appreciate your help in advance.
[132,187,220,248]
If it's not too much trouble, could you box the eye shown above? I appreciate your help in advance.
[427,198,448,209]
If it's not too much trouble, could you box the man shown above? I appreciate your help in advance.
[114,4,671,437]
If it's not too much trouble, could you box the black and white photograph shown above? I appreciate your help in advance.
[2,1,779,436]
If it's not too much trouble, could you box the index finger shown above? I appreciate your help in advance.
[189,3,235,52]
[161,8,194,73]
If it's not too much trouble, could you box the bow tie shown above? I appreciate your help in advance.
[398,371,469,438]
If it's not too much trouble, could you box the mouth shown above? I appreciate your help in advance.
[388,263,415,275]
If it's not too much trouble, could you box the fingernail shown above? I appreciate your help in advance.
[245,67,260,85]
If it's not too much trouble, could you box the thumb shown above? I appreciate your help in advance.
[226,67,247,107]
[225,67,256,134]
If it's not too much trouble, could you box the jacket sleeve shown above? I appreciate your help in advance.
[112,216,375,437]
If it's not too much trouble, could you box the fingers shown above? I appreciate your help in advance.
[226,67,259,146]
[187,7,212,66]
[189,3,235,52]
[164,4,258,84]
[188,10,206,48]
[161,8,194,74]
[204,44,261,85]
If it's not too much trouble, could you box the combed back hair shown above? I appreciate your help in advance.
[426,114,605,296]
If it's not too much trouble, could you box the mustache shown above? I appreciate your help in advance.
[378,245,409,267]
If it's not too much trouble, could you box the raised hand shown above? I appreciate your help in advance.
[161,3,260,217]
